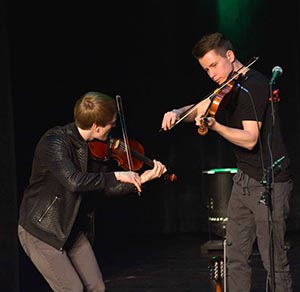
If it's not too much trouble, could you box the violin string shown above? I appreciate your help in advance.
[117,140,154,167]
[117,139,177,182]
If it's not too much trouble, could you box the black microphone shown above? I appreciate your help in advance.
[270,66,283,85]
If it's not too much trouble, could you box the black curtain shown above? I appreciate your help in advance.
[5,1,300,290]
[0,0,19,291]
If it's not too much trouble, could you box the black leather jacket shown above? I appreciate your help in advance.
[18,122,135,250]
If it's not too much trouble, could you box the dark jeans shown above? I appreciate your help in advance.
[226,169,293,292]
[18,225,105,292]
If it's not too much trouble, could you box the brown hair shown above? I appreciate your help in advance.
[74,91,117,129]
[192,32,234,59]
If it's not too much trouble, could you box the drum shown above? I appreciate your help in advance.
[202,168,237,238]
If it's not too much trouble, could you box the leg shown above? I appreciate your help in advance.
[226,172,256,292]
[68,232,105,292]
[255,180,293,292]
[18,225,84,292]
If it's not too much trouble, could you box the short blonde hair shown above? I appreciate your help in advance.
[74,91,117,129]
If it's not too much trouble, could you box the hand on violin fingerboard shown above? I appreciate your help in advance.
[140,160,167,184]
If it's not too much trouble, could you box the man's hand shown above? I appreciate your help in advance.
[114,171,142,192]
[114,160,167,192]
[161,110,179,131]
[140,160,167,184]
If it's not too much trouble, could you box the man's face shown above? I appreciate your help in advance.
[199,49,234,85]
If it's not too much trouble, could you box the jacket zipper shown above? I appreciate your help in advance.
[38,196,59,223]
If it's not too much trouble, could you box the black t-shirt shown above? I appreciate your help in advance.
[220,68,292,182]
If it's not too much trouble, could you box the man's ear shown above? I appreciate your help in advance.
[226,50,235,63]
[92,123,100,132]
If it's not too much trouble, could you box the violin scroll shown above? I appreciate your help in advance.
[197,117,209,136]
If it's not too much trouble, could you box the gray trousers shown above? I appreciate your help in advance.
[18,225,105,292]
[226,170,293,292]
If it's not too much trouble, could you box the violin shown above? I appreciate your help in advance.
[162,56,259,135]
[88,138,177,182]
[198,79,235,136]
[198,57,260,135]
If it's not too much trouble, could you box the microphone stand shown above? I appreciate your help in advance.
[259,84,281,292]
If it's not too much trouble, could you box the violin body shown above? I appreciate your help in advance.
[198,80,235,136]
[88,138,177,182]
[108,94,176,184]
[88,138,145,171]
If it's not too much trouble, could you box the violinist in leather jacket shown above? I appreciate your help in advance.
[18,91,166,292]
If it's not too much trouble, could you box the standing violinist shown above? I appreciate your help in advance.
[161,32,293,292]
[18,91,167,292]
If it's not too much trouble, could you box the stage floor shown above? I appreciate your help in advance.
[19,231,300,292]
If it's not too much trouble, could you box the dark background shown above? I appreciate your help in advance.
[1,1,300,291]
